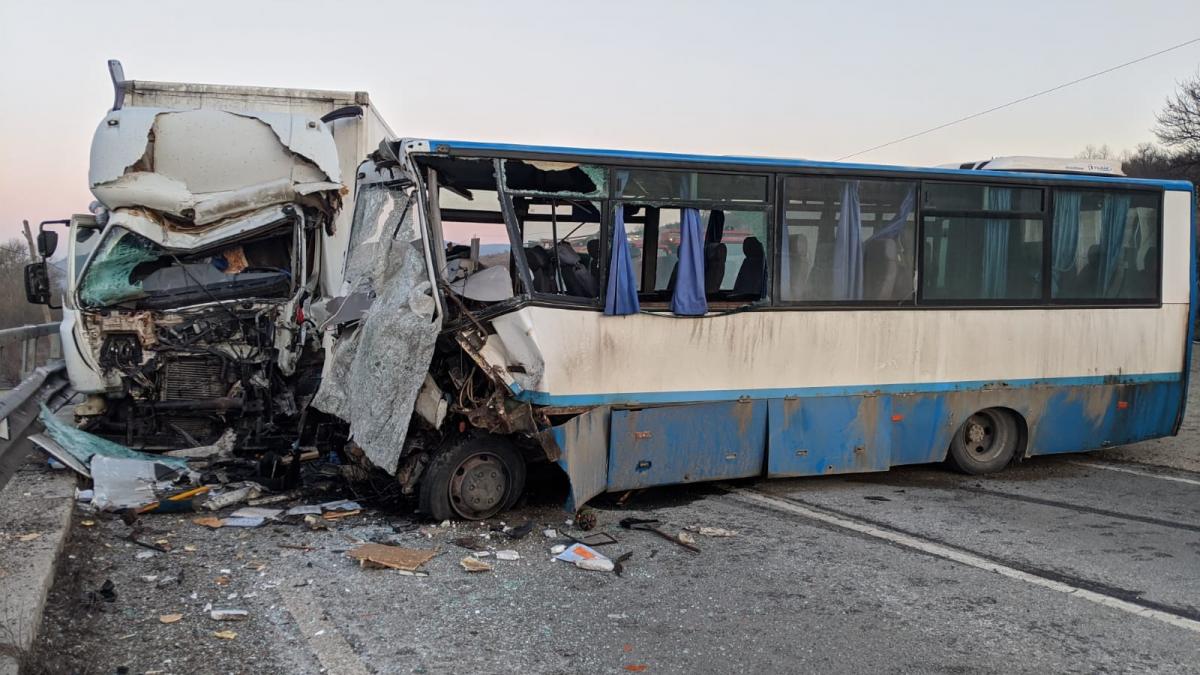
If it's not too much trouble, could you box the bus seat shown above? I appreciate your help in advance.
[864,238,899,300]
[733,236,766,297]
[555,242,599,297]
[586,238,601,280]
[704,242,727,294]
[524,245,557,293]
[786,234,809,300]
[808,241,834,299]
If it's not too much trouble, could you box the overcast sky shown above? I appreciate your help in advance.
[1,0,1198,243]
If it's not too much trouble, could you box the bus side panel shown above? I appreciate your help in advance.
[606,401,767,490]
[889,394,956,466]
[767,396,891,477]
[552,406,611,512]
[1029,382,1183,456]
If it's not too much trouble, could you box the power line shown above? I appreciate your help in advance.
[835,36,1200,162]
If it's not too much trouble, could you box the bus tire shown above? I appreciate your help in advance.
[418,434,526,521]
[947,408,1019,475]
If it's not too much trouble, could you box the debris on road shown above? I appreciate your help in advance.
[573,532,618,547]
[620,518,700,553]
[555,544,613,572]
[193,516,225,529]
[212,630,237,640]
[346,544,437,573]
[202,484,265,511]
[678,531,696,546]
[158,613,183,624]
[494,550,520,561]
[505,521,535,540]
[229,507,283,520]
[460,557,492,573]
[684,526,737,537]
[210,609,249,621]
[18,532,41,542]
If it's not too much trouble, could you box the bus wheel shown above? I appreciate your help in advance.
[418,435,526,521]
[947,408,1019,475]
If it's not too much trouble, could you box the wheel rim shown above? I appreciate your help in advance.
[961,411,1008,462]
[447,453,509,520]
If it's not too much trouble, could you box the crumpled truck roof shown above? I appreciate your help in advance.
[89,107,343,227]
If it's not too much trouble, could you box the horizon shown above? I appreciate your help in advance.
[1,0,1198,244]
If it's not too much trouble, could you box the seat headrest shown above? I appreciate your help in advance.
[525,245,551,268]
[556,242,582,266]
[743,236,764,258]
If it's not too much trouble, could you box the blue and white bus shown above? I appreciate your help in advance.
[357,140,1195,520]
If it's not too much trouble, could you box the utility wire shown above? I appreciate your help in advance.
[836,36,1200,161]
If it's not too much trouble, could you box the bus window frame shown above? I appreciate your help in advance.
[773,173,922,309]
[608,165,776,306]
[1041,185,1165,307]
[915,183,1049,308]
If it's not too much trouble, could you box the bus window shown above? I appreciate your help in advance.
[622,205,769,301]
[781,177,917,303]
[513,196,602,300]
[921,184,1045,302]
[1050,189,1159,301]
[502,160,607,198]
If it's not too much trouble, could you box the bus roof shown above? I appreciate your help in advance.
[408,138,1195,193]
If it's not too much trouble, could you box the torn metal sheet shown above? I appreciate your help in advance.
[89,107,342,227]
[312,189,440,474]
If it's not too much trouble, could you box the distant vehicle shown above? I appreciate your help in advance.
[371,141,1194,519]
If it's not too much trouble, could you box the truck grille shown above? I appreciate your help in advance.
[160,357,227,400]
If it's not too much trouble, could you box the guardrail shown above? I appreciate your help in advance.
[0,322,62,386]
[0,323,68,490]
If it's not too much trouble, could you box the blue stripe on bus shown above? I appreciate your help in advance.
[510,371,1184,407]
[420,138,1197,192]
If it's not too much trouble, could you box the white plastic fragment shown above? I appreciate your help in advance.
[549,544,567,555]
[494,550,520,561]
[542,529,557,538]
[575,557,615,572]
[210,609,249,621]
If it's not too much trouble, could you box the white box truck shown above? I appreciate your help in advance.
[23,62,396,450]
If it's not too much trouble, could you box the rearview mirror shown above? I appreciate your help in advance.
[36,230,59,258]
[24,262,53,306]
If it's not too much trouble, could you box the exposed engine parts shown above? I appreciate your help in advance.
[81,303,327,450]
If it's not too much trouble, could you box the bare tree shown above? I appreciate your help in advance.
[1155,72,1200,160]
[1077,144,1115,160]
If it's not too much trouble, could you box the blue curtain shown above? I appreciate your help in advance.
[671,207,708,315]
[1051,191,1081,295]
[1098,193,1131,295]
[604,171,640,316]
[981,188,1012,298]
[864,187,916,243]
[832,181,863,300]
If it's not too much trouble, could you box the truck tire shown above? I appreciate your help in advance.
[418,434,526,521]
[947,408,1019,475]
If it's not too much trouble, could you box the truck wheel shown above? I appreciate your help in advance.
[418,435,526,521]
[947,408,1019,475]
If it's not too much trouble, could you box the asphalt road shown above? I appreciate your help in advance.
[26,377,1200,673]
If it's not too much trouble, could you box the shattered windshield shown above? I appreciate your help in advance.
[77,227,294,309]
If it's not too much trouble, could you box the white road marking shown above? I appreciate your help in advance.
[1068,461,1200,487]
[726,487,1200,635]
[276,580,371,675]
